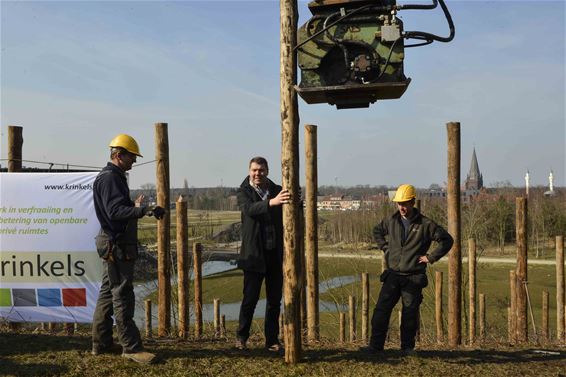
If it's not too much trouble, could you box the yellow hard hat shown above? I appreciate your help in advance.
[392,184,416,202]
[109,134,143,157]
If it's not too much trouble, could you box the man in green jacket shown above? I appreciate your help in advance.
[365,184,453,355]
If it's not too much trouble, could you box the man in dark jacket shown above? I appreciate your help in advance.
[235,156,290,352]
[91,134,164,364]
[365,184,453,356]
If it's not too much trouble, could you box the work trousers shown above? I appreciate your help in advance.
[92,259,143,353]
[369,270,427,350]
[236,260,283,346]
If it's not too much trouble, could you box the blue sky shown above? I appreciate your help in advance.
[1,1,564,189]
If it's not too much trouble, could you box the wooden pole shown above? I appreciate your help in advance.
[281,0,301,364]
[542,291,549,343]
[516,197,528,343]
[339,312,346,343]
[510,270,517,344]
[349,295,356,343]
[193,242,203,338]
[447,122,462,347]
[145,299,152,338]
[221,315,226,338]
[176,195,189,339]
[8,125,23,172]
[435,271,444,344]
[305,124,320,343]
[7,126,23,332]
[556,235,564,342]
[299,205,307,335]
[479,293,486,343]
[507,307,512,344]
[468,238,477,345]
[361,273,370,342]
[155,122,171,337]
[214,298,221,337]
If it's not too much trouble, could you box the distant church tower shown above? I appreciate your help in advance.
[465,148,483,191]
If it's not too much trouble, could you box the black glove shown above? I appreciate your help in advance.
[145,205,166,220]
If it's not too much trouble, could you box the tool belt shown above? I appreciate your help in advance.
[94,219,138,262]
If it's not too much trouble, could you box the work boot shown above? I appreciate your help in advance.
[401,348,417,357]
[359,344,384,355]
[235,339,247,350]
[266,343,284,353]
[122,351,156,364]
[91,343,119,356]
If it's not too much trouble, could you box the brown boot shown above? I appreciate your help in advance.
[122,351,156,364]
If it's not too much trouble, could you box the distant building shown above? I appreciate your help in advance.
[465,148,483,192]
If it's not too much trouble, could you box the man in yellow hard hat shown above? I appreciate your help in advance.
[363,184,453,356]
[91,134,165,364]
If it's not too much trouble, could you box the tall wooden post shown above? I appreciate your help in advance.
[155,122,171,337]
[556,235,564,342]
[305,124,320,342]
[516,197,528,342]
[435,271,444,344]
[193,242,203,338]
[176,195,189,338]
[361,273,370,342]
[542,291,549,343]
[7,126,23,331]
[509,270,517,344]
[479,293,486,342]
[8,126,23,172]
[468,238,477,345]
[281,0,301,364]
[299,206,307,334]
[447,121,462,347]
[145,299,152,338]
[349,295,356,342]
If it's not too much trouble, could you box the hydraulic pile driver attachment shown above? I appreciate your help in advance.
[296,0,455,109]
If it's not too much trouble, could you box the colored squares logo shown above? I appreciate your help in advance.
[0,288,87,307]
[62,288,86,306]
[0,289,11,306]
[13,289,37,306]
[38,289,62,307]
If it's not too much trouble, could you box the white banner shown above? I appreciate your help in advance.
[0,172,102,323]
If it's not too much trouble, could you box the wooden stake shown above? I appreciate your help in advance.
[361,273,369,342]
[145,299,152,338]
[556,235,564,342]
[510,270,517,344]
[176,195,189,338]
[305,124,320,343]
[280,0,301,364]
[349,295,356,343]
[479,293,486,343]
[214,298,221,337]
[435,271,444,344]
[542,291,549,343]
[339,312,346,343]
[468,238,477,345]
[8,125,23,172]
[516,197,528,343]
[221,315,226,338]
[447,121,462,347]
[193,242,203,338]
[155,122,171,337]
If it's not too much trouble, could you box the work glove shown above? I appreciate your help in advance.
[145,205,166,220]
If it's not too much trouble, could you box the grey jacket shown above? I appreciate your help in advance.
[373,209,453,274]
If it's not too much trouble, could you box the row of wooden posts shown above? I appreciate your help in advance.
[6,120,566,346]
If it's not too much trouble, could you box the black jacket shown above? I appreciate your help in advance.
[93,162,145,241]
[237,177,283,273]
[373,209,453,274]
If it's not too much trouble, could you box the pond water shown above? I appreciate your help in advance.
[133,261,359,328]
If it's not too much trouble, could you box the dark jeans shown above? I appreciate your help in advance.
[237,262,283,346]
[369,270,427,350]
[92,259,143,353]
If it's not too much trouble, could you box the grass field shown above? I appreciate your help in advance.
[1,329,565,377]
